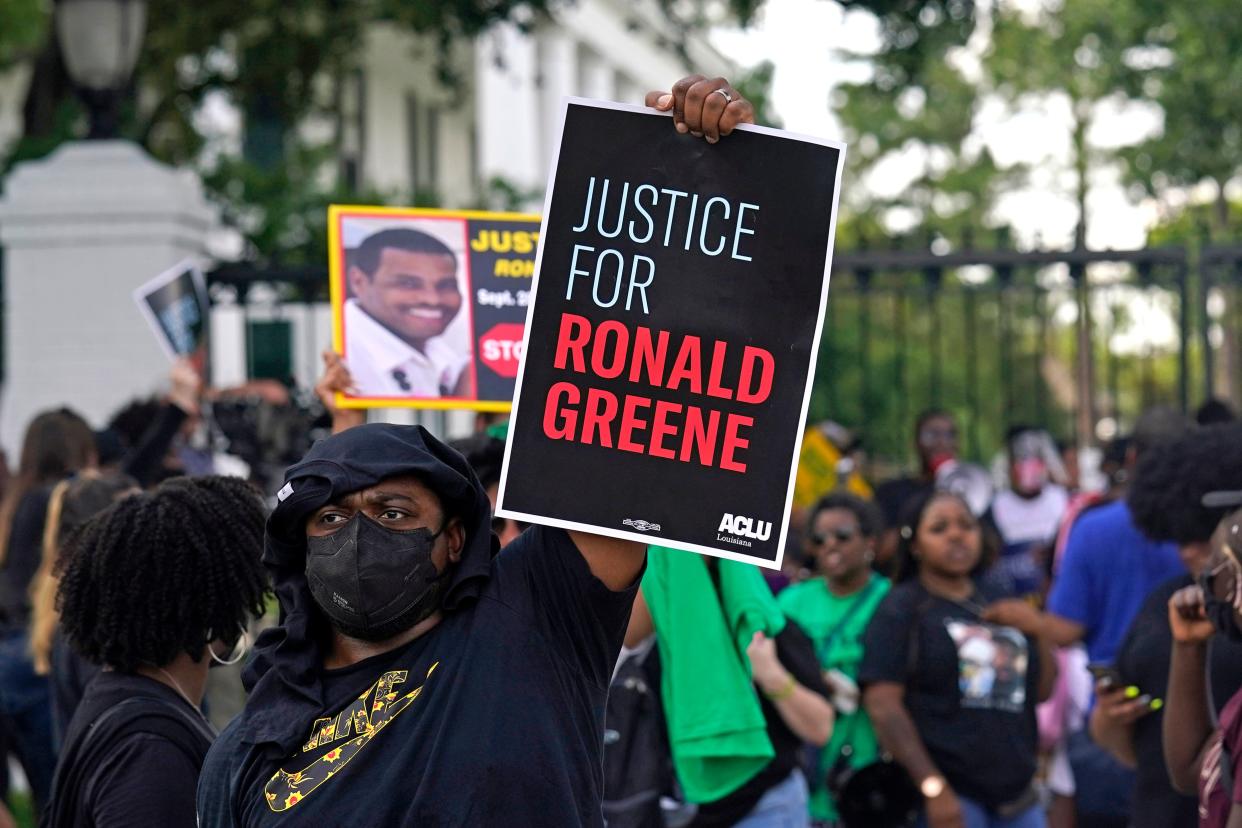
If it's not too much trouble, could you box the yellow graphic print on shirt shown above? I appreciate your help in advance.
[265,662,439,812]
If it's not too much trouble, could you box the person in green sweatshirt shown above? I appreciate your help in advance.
[778,493,891,825]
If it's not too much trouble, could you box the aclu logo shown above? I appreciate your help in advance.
[716,513,772,549]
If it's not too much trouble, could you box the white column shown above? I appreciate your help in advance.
[210,303,247,389]
[474,23,542,193]
[578,47,616,101]
[537,30,577,174]
[616,73,645,108]
[0,141,216,455]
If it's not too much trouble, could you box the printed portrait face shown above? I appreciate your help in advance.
[350,244,462,347]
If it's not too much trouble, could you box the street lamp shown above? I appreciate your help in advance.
[55,0,148,139]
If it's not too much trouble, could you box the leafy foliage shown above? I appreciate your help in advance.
[1117,0,1242,229]
[831,0,1014,246]
[202,143,391,267]
[0,0,45,68]
[1147,200,1242,248]
[732,60,780,128]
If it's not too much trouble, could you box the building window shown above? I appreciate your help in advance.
[335,69,366,190]
[406,93,440,204]
[247,319,292,382]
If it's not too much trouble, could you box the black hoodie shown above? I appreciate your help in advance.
[197,424,640,827]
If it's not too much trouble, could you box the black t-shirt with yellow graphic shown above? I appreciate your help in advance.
[198,526,639,827]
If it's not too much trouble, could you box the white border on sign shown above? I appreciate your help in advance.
[132,257,210,361]
[495,96,848,572]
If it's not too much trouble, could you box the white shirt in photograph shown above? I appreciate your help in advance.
[344,298,471,397]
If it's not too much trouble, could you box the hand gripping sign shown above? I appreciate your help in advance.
[497,99,845,569]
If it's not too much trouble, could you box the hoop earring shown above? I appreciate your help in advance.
[211,624,251,667]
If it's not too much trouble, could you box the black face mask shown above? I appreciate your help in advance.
[305,512,452,642]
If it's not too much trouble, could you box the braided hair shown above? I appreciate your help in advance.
[57,475,270,672]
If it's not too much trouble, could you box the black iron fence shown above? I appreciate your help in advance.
[207,242,1242,466]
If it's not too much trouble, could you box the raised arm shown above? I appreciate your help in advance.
[1164,584,1218,793]
[315,350,365,435]
[567,531,646,591]
[121,382,192,487]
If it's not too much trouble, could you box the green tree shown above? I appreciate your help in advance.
[984,0,1141,248]
[1118,1,1242,234]
[4,0,968,262]
[832,0,1017,247]
[0,0,44,68]
[1117,0,1242,402]
[2,0,560,263]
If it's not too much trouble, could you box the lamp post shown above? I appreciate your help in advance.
[55,0,148,139]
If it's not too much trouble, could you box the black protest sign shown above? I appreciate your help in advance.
[133,260,210,361]
[329,206,538,412]
[497,99,845,567]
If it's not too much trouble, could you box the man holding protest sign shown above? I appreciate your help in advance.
[196,75,758,827]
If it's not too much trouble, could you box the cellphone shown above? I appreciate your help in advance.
[1087,663,1124,689]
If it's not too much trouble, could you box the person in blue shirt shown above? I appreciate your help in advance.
[1043,406,1192,827]
[1045,407,1192,662]
[1046,499,1185,664]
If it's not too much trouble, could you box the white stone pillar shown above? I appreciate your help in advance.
[474,23,542,195]
[537,30,577,173]
[578,48,616,101]
[0,140,215,456]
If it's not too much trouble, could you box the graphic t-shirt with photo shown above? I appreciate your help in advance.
[859,581,1040,810]
[945,620,1029,713]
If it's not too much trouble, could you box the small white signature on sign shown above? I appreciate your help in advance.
[622,519,662,533]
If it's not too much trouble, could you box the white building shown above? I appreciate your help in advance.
[0,1,731,448]
[211,0,732,437]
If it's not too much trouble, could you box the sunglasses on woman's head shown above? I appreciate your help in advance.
[1199,557,1233,596]
[1200,527,1242,595]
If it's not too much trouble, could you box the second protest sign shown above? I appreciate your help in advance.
[497,99,845,568]
[329,205,539,411]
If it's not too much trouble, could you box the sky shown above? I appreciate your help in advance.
[710,0,1160,252]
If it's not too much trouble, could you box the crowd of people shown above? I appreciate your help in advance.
[0,75,1239,828]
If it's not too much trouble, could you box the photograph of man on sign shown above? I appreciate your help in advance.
[340,217,475,400]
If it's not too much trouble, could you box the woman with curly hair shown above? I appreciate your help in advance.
[45,475,269,828]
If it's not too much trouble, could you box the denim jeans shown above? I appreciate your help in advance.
[0,629,57,812]
[735,770,812,828]
[917,792,1045,828]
